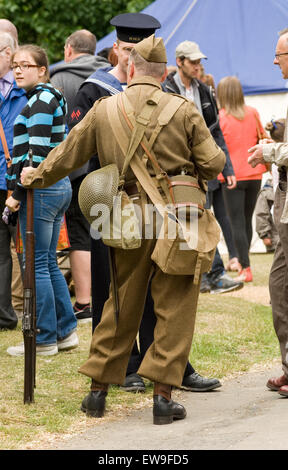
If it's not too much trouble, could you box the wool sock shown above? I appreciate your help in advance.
[91,379,109,392]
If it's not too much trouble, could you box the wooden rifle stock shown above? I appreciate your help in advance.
[23,149,36,404]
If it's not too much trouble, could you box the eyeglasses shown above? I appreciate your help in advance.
[274,52,288,59]
[11,63,40,71]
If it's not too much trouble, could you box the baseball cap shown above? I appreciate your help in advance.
[175,41,207,60]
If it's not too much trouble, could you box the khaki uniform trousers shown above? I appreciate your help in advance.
[269,182,288,377]
[79,237,201,387]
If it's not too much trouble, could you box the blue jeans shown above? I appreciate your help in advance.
[19,177,77,345]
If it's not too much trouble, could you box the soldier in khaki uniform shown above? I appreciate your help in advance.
[21,35,225,424]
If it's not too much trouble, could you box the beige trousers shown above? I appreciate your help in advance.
[269,182,288,377]
[79,237,200,387]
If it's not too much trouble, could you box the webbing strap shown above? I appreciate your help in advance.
[193,252,204,285]
[105,94,129,157]
[105,89,184,209]
[105,94,199,253]
[121,92,184,160]
[119,92,185,203]
[120,88,164,180]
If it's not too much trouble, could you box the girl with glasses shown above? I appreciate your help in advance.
[5,45,78,356]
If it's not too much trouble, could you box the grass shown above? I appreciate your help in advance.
[0,253,280,449]
[192,295,278,378]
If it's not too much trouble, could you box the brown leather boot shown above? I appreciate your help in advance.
[153,382,186,425]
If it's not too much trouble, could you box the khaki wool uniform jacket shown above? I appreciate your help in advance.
[23,77,224,190]
[23,76,225,387]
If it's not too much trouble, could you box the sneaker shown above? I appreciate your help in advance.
[235,267,253,283]
[200,277,211,293]
[210,272,244,294]
[57,331,79,351]
[73,303,92,324]
[7,342,58,357]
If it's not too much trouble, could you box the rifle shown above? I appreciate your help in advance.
[23,149,37,404]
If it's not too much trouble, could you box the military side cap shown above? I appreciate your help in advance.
[110,13,161,43]
[133,34,167,63]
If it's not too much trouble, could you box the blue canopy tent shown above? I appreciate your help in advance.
[96,0,288,95]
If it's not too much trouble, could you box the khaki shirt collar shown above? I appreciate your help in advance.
[127,76,162,90]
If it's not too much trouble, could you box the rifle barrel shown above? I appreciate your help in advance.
[23,150,36,404]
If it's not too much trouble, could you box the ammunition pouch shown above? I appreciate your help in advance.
[167,174,206,218]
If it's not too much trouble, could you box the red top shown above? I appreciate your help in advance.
[218,105,267,181]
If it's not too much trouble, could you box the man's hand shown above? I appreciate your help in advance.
[226,175,237,190]
[259,138,274,145]
[248,144,265,168]
[20,167,36,185]
[263,237,272,247]
[5,195,20,212]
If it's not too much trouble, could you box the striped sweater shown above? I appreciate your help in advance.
[6,82,67,200]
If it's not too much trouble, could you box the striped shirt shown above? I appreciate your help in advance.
[6,82,67,200]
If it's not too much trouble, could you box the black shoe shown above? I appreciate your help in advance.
[181,372,222,392]
[120,373,146,393]
[80,390,107,417]
[73,304,92,324]
[209,272,243,294]
[153,395,186,425]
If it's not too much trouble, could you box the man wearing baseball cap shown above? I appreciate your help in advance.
[162,40,243,388]
[163,43,242,279]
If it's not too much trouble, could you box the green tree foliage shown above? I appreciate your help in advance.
[0,0,154,63]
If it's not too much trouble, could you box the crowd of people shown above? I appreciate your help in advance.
[1,12,288,424]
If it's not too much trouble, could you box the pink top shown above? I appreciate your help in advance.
[218,105,267,181]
